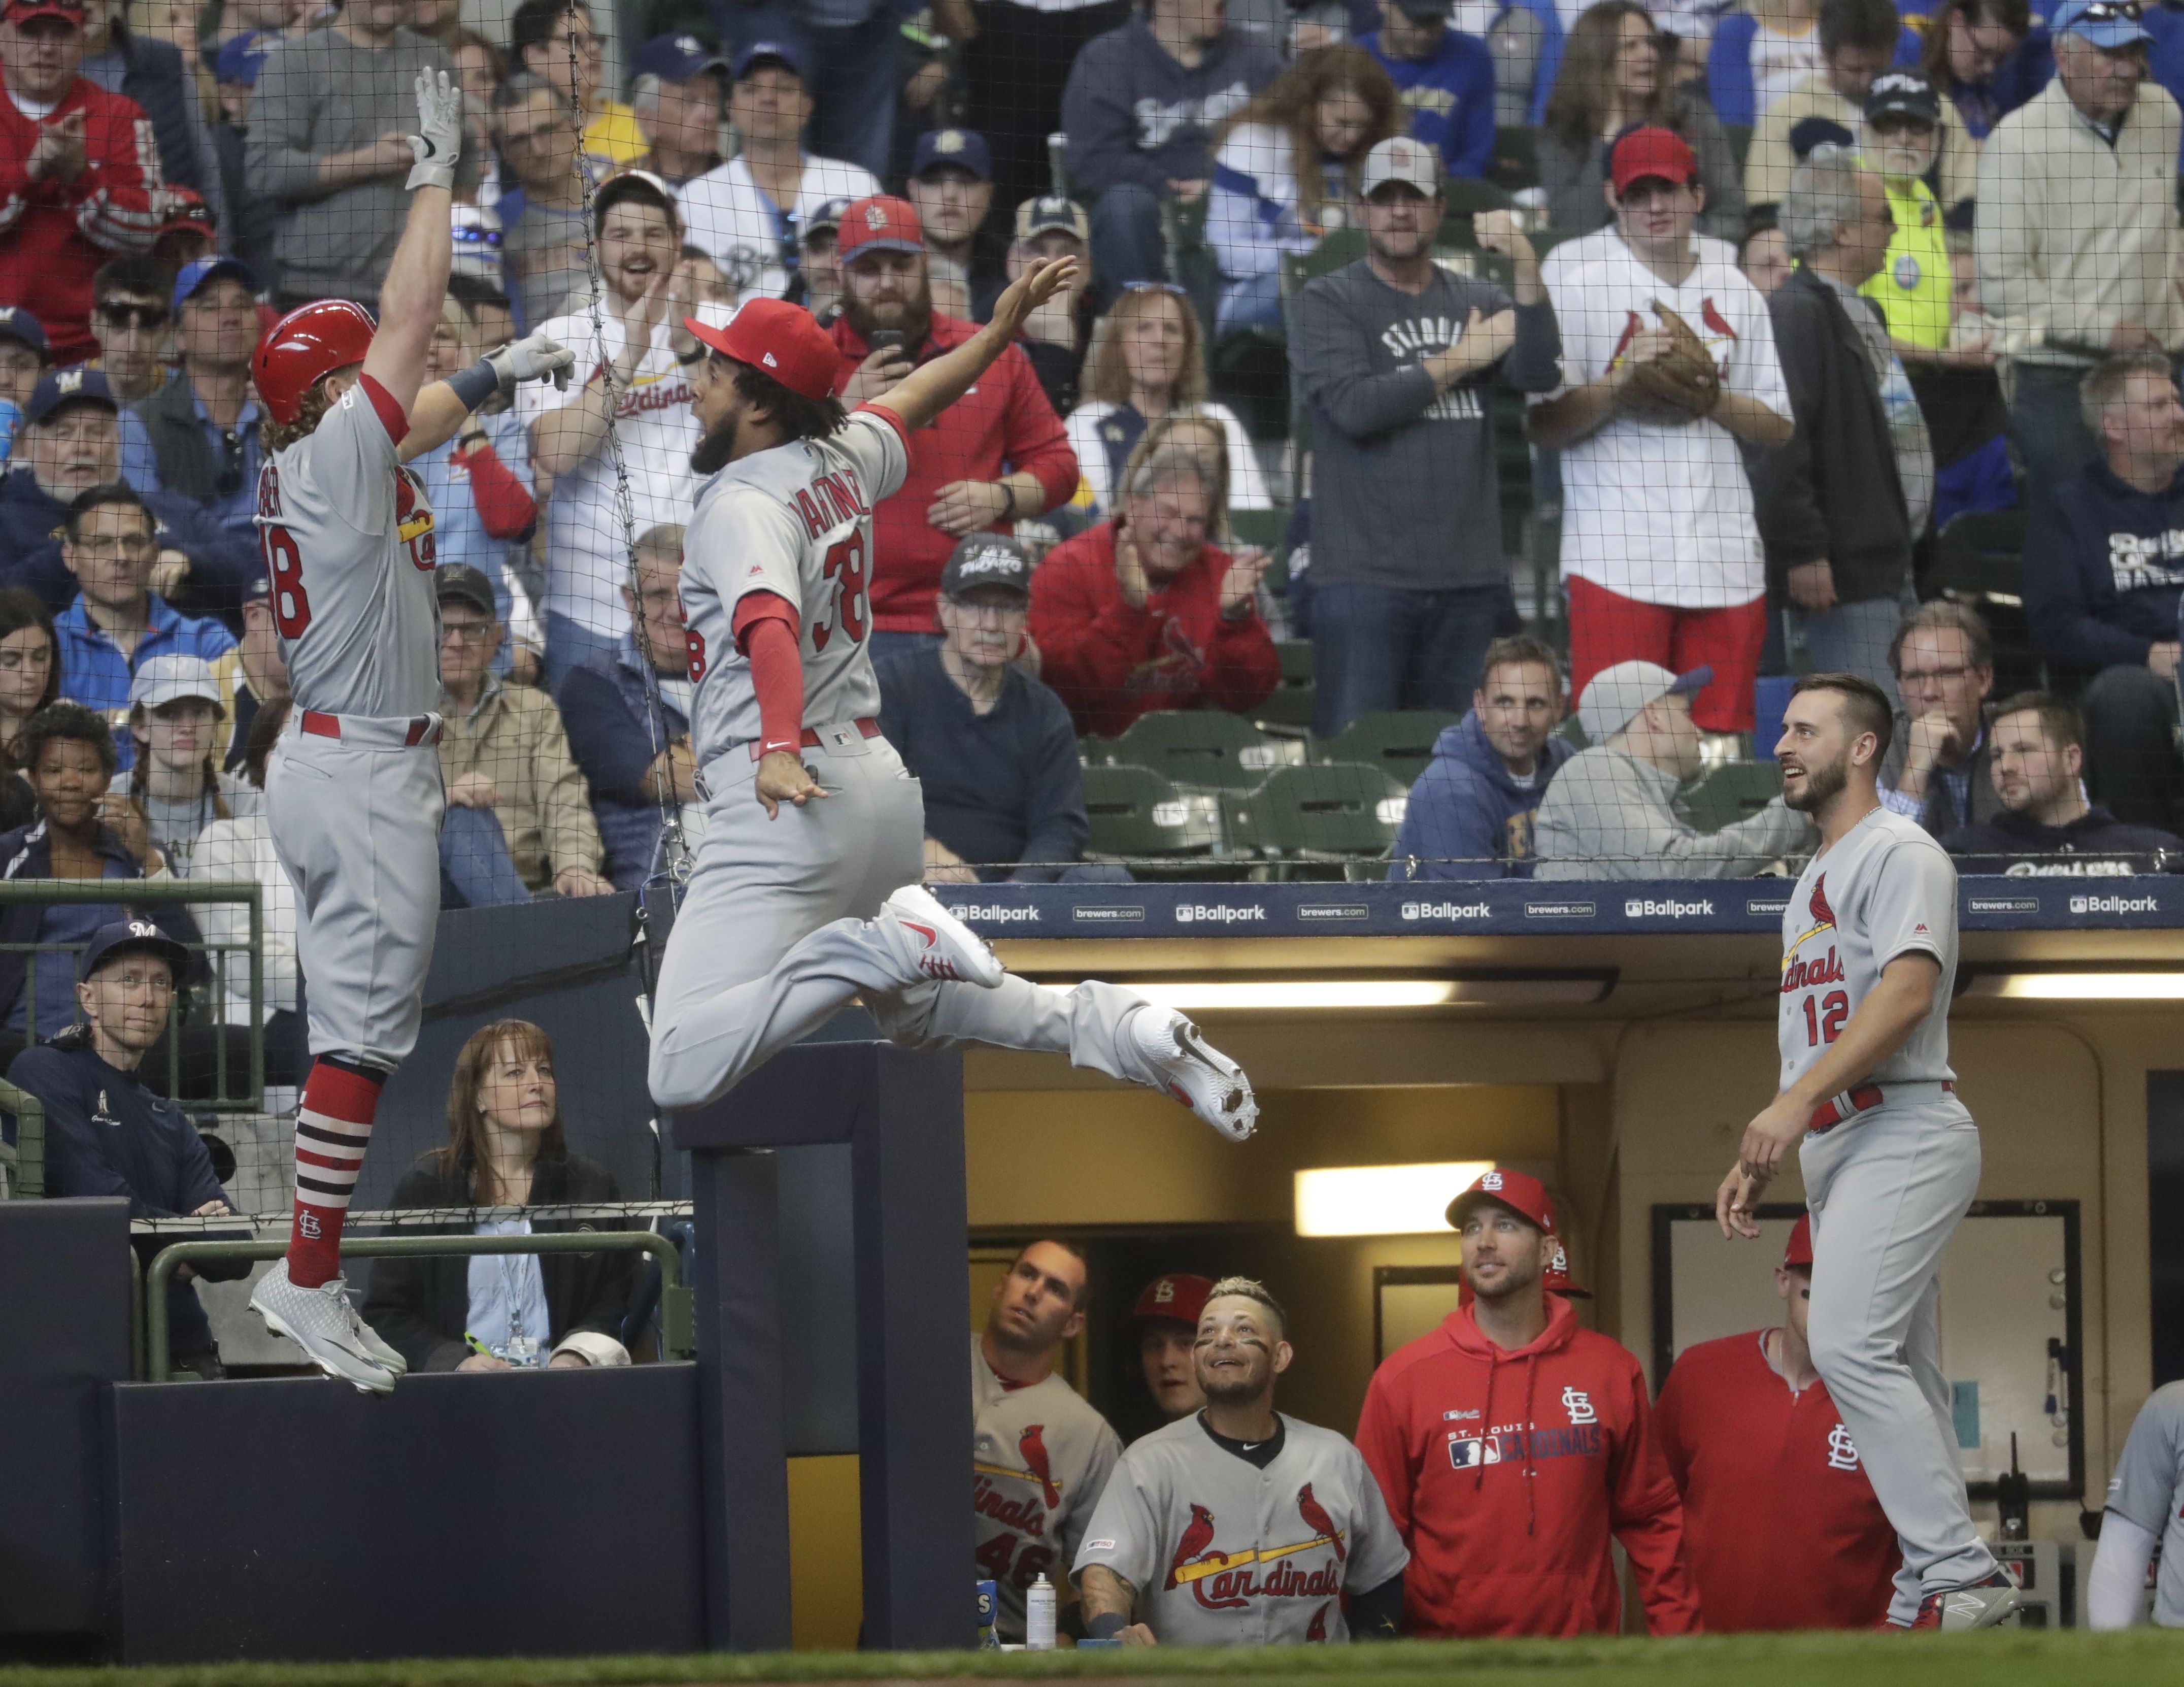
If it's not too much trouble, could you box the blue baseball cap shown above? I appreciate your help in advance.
[2051,0,2153,47]
[25,365,115,426]
[171,255,257,315]
[911,127,991,182]
[0,306,47,359]
[214,28,277,85]
[631,30,726,81]
[79,918,192,985]
[730,38,807,82]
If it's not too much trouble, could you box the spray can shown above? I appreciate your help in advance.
[1025,1573,1057,1651]
[975,1579,999,1649]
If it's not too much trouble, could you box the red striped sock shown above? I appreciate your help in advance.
[287,1057,385,1289]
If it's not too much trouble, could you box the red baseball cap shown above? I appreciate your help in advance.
[837,194,925,262]
[1609,126,1698,194]
[1784,1212,1815,1269]
[5,0,84,26]
[1130,1272,1214,1328]
[1446,1168,1557,1235]
[684,298,842,403]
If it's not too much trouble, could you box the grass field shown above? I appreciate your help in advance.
[10,1632,2184,1687]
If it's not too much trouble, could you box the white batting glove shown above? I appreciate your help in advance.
[406,68,462,192]
[487,333,577,393]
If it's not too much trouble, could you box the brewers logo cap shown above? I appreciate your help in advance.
[1015,195,1089,244]
[684,298,843,402]
[26,366,117,427]
[0,306,48,360]
[1446,1167,1558,1234]
[911,127,992,183]
[838,194,925,261]
[79,918,191,984]
[939,534,1033,601]
[1130,1272,1214,1328]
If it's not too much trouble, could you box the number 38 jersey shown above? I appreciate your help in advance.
[254,373,443,719]
[681,405,910,763]
[1777,806,1958,1092]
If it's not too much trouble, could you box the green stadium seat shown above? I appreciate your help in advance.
[1221,761,1407,879]
[1927,509,2042,694]
[1314,710,1461,786]
[1106,709,1301,790]
[1492,125,1539,191]
[1725,123,1753,170]
[1227,506,1288,554]
[1255,640,1317,734]
[1080,763,1224,865]
[1676,760,1785,833]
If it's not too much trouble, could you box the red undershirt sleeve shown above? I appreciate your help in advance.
[732,591,804,757]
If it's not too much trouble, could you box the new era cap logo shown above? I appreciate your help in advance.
[763,352,778,367]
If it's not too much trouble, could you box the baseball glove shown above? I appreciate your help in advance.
[1617,302,1721,423]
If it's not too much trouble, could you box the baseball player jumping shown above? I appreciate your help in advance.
[646,272,1257,1138]
[243,71,576,1392]
[1718,671,2020,1630]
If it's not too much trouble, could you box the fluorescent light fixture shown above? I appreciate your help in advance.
[1965,971,2184,1001]
[1295,1161,1496,1237]
[1104,976,1613,1011]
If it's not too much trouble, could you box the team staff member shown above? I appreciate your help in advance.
[974,1240,1123,1644]
[11,920,247,1377]
[2089,1380,2184,1628]
[1653,1214,1900,1630]
[1718,672,2019,1630]
[1076,1277,1409,1645]
[1131,1271,1212,1425]
[1355,1169,1701,1638]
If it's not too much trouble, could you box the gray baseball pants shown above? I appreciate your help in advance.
[647,724,1152,1111]
[1801,1089,1998,1621]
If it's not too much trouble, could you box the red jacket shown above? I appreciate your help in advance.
[1652,1330,1900,1631]
[0,77,159,362]
[827,313,1076,634]
[1028,520,1280,739]
[1355,1297,1702,1639]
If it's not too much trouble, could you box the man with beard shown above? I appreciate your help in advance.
[826,194,1077,658]
[1076,1277,1409,1645]
[1716,672,2020,1630]
[520,171,700,692]
[1356,1169,1699,1638]
[972,1240,1122,1644]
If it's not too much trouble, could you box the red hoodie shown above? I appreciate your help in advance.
[1355,1297,1702,1639]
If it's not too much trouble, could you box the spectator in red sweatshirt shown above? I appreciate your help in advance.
[1029,446,1278,739]
[0,0,157,363]
[828,194,1077,658]
[1355,1168,1702,1639]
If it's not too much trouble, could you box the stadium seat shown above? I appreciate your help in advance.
[1491,125,1539,191]
[1928,509,2043,694]
[1161,190,1222,356]
[1105,709,1302,790]
[1725,123,1753,169]
[1255,641,1317,734]
[1751,674,1797,761]
[1675,760,1785,832]
[1221,761,1407,879]
[1080,763,1225,869]
[1313,710,1461,786]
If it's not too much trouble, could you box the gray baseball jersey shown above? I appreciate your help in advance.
[1072,1414,1409,1645]
[2106,1380,2184,1625]
[680,407,909,763]
[1778,806,1957,1091]
[973,1334,1123,1642]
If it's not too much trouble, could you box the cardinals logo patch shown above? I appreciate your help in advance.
[1297,1484,1345,1563]
[1019,1425,1061,1510]
[1165,1503,1219,1591]
[1809,874,1836,929]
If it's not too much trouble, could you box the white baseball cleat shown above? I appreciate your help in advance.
[353,1315,409,1376]
[1128,1006,1258,1141]
[250,1259,396,1395]
[872,884,1005,988]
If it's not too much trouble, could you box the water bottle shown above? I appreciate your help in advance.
[1025,1573,1057,1651]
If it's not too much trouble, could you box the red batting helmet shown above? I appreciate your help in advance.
[252,300,377,425]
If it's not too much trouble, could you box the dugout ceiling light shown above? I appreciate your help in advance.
[1295,1161,1498,1237]
[1056,973,1615,1012]
[1962,970,2184,1001]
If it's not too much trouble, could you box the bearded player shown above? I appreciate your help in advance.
[1718,672,2020,1630]
[646,268,1258,1138]
[244,71,576,1392]
[1074,1278,1408,1646]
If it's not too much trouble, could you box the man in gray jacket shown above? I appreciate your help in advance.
[1289,136,1560,740]
[246,0,465,307]
[1536,660,1811,879]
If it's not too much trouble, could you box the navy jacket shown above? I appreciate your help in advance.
[0,464,256,625]
[2023,461,2184,689]
[876,646,1089,880]
[1061,17,1281,197]
[1939,802,2183,876]
[0,819,203,1026]
[1392,710,1575,879]
[112,27,213,199]
[557,638,690,893]
[12,1028,247,1357]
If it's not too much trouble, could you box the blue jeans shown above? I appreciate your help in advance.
[544,609,620,699]
[1309,580,1520,740]
[1217,269,1283,334]
[707,1,900,180]
[1785,587,1912,699]
[440,804,533,908]
[1089,182,1166,300]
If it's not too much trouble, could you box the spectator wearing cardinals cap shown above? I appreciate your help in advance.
[0,0,161,363]
[1653,1214,1902,1631]
[1128,1271,1213,1430]
[1354,1168,1703,1638]
[829,194,1078,657]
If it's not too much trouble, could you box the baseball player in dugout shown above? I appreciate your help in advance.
[1719,671,2021,1630]
[973,1241,1122,1644]
[1354,1169,1702,1638]
[643,255,1259,1140]
[1131,1272,1212,1428]
[1074,1278,1410,1646]
[240,69,578,1392]
[1653,1214,1901,1630]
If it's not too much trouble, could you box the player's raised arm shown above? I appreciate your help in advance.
[358,71,461,417]
[864,256,1080,435]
